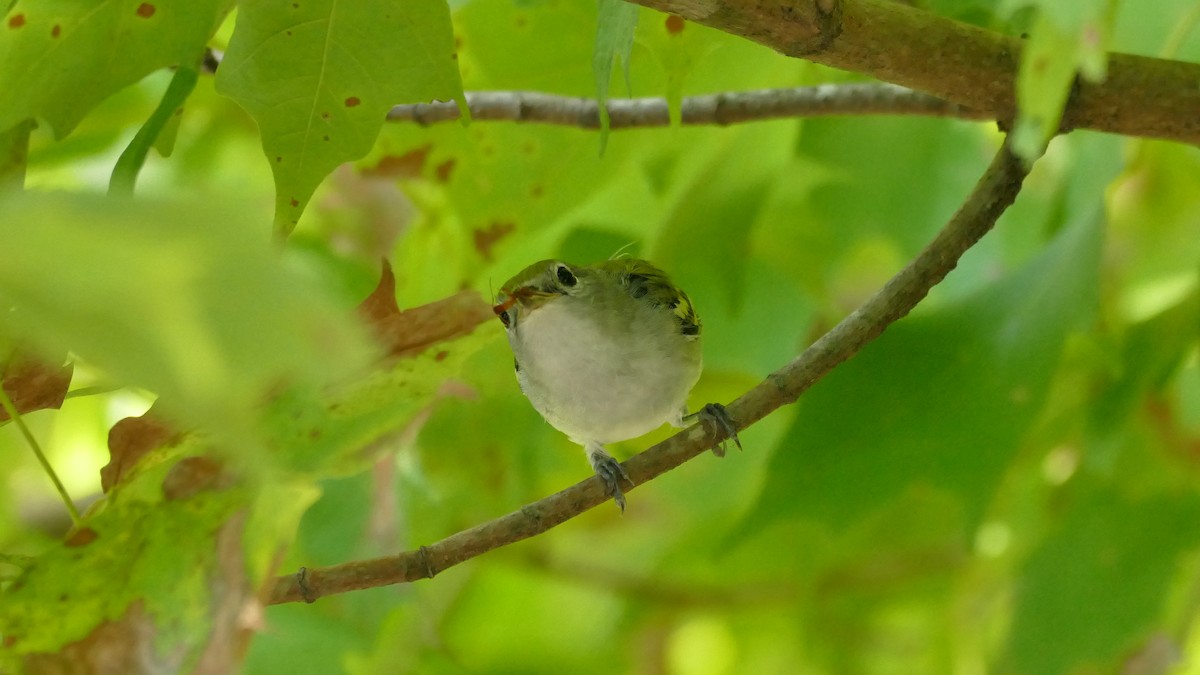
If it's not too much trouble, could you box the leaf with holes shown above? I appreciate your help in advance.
[216,0,467,233]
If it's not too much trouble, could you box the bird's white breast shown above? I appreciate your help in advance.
[508,296,701,445]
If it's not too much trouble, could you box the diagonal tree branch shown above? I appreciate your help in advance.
[387,84,990,128]
[617,0,1200,145]
[267,133,1033,605]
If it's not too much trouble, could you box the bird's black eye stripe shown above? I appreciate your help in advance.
[556,264,577,287]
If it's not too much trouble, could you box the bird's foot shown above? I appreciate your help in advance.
[586,444,632,512]
[686,403,741,458]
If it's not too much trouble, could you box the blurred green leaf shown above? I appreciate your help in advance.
[593,0,638,147]
[263,326,494,477]
[0,0,231,137]
[787,117,990,307]
[1088,287,1200,466]
[0,118,34,189]
[740,212,1102,537]
[1002,0,1116,158]
[0,192,373,439]
[652,120,796,313]
[634,12,725,122]
[1109,141,1200,292]
[216,0,467,233]
[0,437,244,658]
[1005,482,1200,673]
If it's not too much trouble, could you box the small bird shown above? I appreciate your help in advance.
[493,258,739,510]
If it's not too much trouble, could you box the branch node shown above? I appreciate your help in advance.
[417,545,437,579]
[295,567,315,604]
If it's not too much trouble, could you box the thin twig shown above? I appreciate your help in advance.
[387,84,989,129]
[267,135,1032,605]
[0,387,82,527]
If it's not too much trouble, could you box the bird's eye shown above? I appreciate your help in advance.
[555,264,577,287]
[498,309,511,327]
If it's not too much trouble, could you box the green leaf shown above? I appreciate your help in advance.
[1087,288,1200,465]
[109,64,199,196]
[263,326,494,477]
[593,0,638,149]
[634,12,722,123]
[1005,1,1117,159]
[216,0,468,234]
[652,121,799,314]
[0,118,34,189]
[0,438,245,658]
[1004,482,1200,673]
[739,212,1103,537]
[0,0,231,137]
[0,192,373,440]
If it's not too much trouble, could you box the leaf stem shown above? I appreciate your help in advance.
[0,387,82,527]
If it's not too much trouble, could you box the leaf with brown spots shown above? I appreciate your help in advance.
[0,2,231,137]
[361,145,431,179]
[101,408,181,493]
[22,602,184,675]
[434,158,456,182]
[162,456,234,501]
[0,351,72,422]
[215,0,467,233]
[64,527,98,548]
[3,442,250,668]
[16,511,256,674]
[356,260,493,359]
[473,221,515,261]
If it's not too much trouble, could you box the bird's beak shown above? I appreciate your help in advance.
[493,285,553,317]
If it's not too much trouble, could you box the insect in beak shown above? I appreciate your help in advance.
[492,285,539,327]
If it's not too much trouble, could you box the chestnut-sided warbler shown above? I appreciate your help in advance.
[493,258,739,510]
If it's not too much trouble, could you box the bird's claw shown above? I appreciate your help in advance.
[588,448,631,512]
[696,403,741,458]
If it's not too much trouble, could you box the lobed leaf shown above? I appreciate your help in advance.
[216,0,467,233]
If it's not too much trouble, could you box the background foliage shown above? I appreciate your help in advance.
[2,0,1200,672]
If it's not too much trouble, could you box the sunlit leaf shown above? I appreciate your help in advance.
[0,438,245,660]
[0,192,373,438]
[0,0,231,137]
[216,0,467,233]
